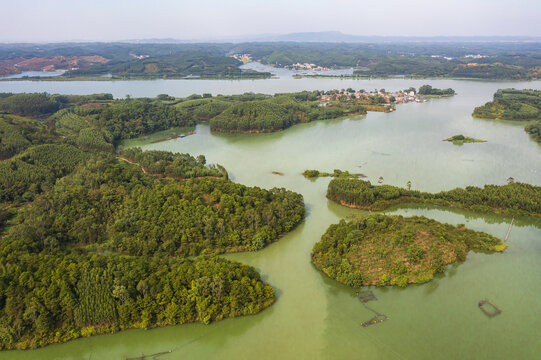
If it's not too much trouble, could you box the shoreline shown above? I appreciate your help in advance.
[0,74,273,82]
[292,74,539,81]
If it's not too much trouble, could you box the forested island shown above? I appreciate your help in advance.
[0,92,307,349]
[302,169,364,179]
[1,42,541,80]
[0,91,368,135]
[444,134,486,144]
[472,89,541,144]
[311,214,505,288]
[326,178,541,217]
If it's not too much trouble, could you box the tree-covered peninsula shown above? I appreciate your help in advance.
[209,93,366,133]
[473,89,541,144]
[473,89,541,120]
[0,149,304,349]
[0,91,368,136]
[0,94,306,349]
[326,178,541,217]
[311,214,505,288]
[418,85,456,97]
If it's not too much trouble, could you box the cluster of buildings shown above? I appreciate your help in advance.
[285,63,330,71]
[231,54,253,63]
[319,90,421,105]
[129,52,150,60]
[464,54,488,59]
[430,55,454,60]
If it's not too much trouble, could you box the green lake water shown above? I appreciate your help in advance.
[1,78,541,359]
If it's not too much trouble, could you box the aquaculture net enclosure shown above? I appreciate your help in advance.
[478,299,502,317]
[357,289,377,303]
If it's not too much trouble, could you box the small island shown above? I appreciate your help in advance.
[444,134,486,144]
[311,214,506,288]
[302,169,366,179]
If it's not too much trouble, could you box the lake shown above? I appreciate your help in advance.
[0,70,65,79]
[1,76,541,359]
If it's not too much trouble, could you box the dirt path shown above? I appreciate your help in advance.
[117,157,147,173]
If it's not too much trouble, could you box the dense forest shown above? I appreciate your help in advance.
[1,91,368,137]
[0,144,90,202]
[0,114,58,159]
[0,94,307,349]
[0,93,113,117]
[311,215,505,288]
[0,252,274,349]
[2,42,540,80]
[327,178,541,217]
[64,50,271,79]
[472,89,541,143]
[5,153,304,257]
[0,150,304,348]
[209,93,366,132]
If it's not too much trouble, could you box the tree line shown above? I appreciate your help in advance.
[326,178,541,217]
[473,88,541,144]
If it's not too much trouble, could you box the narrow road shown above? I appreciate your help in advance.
[117,157,147,173]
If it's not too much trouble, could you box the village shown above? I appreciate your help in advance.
[319,88,423,108]
[285,62,331,71]
[231,53,253,63]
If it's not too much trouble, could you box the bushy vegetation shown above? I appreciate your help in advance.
[302,169,361,179]
[7,155,304,256]
[444,134,486,144]
[0,93,60,116]
[0,144,304,348]
[210,93,365,132]
[327,178,541,217]
[0,252,274,350]
[76,128,114,152]
[473,89,541,144]
[311,215,505,288]
[120,148,224,178]
[0,115,59,159]
[54,111,90,133]
[418,85,456,96]
[97,101,193,140]
[0,144,89,202]
[0,93,113,117]
[473,89,541,120]
[525,122,541,143]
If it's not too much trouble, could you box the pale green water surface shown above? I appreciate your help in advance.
[1,78,541,359]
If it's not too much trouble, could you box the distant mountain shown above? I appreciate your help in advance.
[241,32,541,43]
[158,31,541,44]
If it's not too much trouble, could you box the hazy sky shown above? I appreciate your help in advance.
[2,0,541,42]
